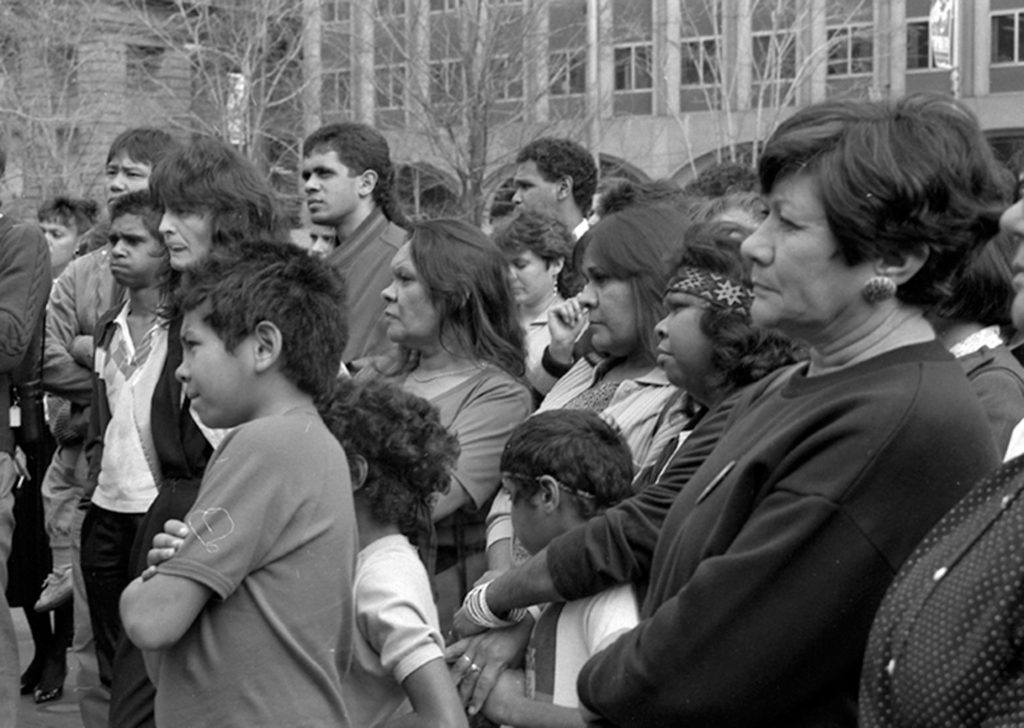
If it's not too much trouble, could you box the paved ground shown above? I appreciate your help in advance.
[13,608,82,728]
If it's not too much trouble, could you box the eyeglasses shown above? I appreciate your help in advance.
[500,472,597,504]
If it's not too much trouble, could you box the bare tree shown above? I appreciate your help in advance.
[672,0,873,173]
[0,0,112,209]
[339,1,594,224]
[123,0,310,190]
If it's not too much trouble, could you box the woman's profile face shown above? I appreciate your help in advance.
[381,242,441,351]
[654,290,714,398]
[578,249,640,358]
[160,208,213,271]
[506,248,562,310]
[740,172,873,346]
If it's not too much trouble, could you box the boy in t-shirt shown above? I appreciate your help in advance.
[321,378,467,728]
[119,242,356,727]
[455,410,639,728]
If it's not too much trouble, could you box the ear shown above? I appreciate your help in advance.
[556,176,573,203]
[348,454,369,491]
[534,475,561,515]
[547,256,565,277]
[251,320,284,374]
[875,246,929,285]
[357,169,379,199]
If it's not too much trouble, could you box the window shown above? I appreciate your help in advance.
[489,56,523,100]
[906,19,936,70]
[827,24,872,76]
[614,43,652,90]
[127,44,164,93]
[375,63,406,109]
[322,69,350,112]
[549,48,585,95]
[430,0,461,12]
[752,30,796,80]
[430,58,464,103]
[377,0,404,16]
[681,37,717,86]
[992,11,1024,64]
[323,0,350,23]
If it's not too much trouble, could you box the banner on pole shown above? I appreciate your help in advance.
[930,0,955,69]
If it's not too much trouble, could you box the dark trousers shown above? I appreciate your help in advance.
[80,504,144,688]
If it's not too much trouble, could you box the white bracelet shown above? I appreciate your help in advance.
[462,581,528,629]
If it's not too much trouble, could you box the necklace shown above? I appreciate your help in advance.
[408,364,481,383]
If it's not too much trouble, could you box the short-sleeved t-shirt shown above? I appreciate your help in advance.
[150,408,357,728]
[343,534,446,727]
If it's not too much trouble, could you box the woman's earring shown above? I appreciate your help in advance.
[862,276,897,304]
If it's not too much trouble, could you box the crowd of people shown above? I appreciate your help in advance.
[1,90,1024,728]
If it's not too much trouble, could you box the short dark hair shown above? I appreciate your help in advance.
[593,176,690,219]
[492,210,581,297]
[176,242,348,399]
[688,191,768,226]
[500,410,633,518]
[108,190,163,243]
[389,219,525,378]
[684,161,758,197]
[516,137,598,215]
[576,203,690,364]
[150,134,289,250]
[666,221,802,394]
[320,378,460,538]
[105,127,181,169]
[302,122,407,227]
[758,93,1008,307]
[38,196,100,233]
[933,231,1016,327]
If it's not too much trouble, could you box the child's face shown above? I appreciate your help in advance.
[109,213,167,289]
[504,474,561,556]
[160,209,213,271]
[41,219,79,273]
[105,151,152,203]
[176,308,257,428]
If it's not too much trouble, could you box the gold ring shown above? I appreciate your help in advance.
[469,663,482,673]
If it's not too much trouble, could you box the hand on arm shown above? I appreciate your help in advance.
[445,619,533,717]
[141,519,189,580]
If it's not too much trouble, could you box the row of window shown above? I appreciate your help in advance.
[322,0,522,22]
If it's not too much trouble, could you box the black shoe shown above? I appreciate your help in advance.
[20,658,42,695]
[32,653,66,703]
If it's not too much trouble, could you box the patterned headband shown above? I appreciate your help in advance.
[666,267,754,313]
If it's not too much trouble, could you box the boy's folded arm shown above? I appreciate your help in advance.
[120,572,213,651]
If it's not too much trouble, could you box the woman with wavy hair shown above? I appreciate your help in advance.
[364,218,533,632]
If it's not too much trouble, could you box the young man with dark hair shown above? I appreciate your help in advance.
[301,122,408,366]
[121,242,356,728]
[513,137,598,242]
[0,138,53,726]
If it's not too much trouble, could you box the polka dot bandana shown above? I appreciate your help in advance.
[666,267,753,313]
